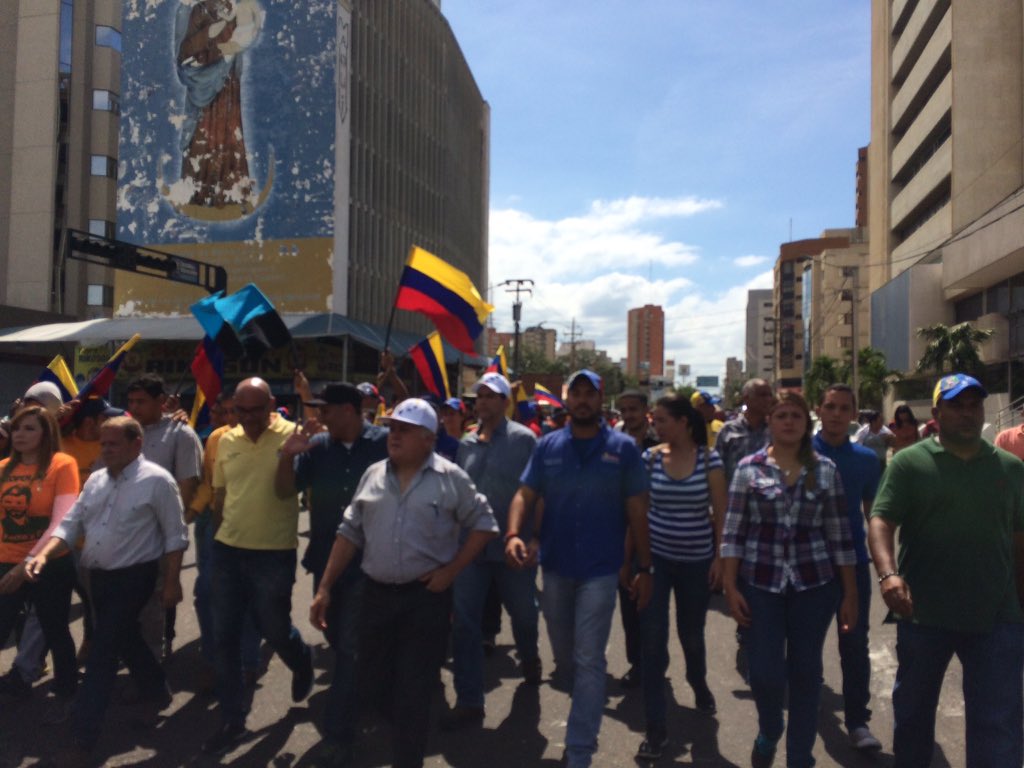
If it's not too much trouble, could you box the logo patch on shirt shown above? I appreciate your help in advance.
[600,451,620,464]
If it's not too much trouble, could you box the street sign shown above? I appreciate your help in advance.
[695,375,719,387]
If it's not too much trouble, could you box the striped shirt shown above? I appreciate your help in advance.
[644,447,723,562]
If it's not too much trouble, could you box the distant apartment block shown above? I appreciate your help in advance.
[626,304,665,381]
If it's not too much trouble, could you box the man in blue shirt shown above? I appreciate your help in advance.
[276,382,388,766]
[443,372,539,730]
[506,369,653,768]
[813,384,882,752]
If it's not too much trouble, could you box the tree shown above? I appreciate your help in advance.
[803,355,843,408]
[915,322,995,377]
[842,346,899,411]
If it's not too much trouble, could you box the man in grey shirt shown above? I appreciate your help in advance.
[444,372,539,730]
[125,373,202,661]
[311,398,498,768]
[27,415,188,764]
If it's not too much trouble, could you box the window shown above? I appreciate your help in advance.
[840,289,853,301]
[842,266,857,278]
[92,90,119,113]
[87,284,113,307]
[90,155,116,178]
[95,25,121,53]
[839,336,853,349]
[88,219,114,238]
[841,312,853,325]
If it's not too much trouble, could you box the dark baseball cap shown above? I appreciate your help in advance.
[304,383,362,408]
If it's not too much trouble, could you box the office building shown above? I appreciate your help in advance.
[745,289,774,381]
[869,0,1024,387]
[803,230,871,365]
[626,304,665,381]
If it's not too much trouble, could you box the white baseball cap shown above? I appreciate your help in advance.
[472,372,511,399]
[383,398,438,433]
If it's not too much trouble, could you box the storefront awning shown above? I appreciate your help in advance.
[0,313,488,366]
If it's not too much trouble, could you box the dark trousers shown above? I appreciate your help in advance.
[360,578,451,768]
[618,583,642,670]
[836,562,873,729]
[211,542,310,726]
[0,555,76,697]
[313,568,365,747]
[73,559,166,748]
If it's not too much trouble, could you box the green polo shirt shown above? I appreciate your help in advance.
[871,437,1024,633]
[213,416,299,550]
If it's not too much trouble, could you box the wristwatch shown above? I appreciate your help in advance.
[637,563,655,575]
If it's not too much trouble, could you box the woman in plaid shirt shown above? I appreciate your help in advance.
[721,390,857,768]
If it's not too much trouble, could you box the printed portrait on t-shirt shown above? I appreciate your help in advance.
[0,482,47,543]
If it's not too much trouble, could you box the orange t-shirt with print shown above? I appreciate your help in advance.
[0,452,80,563]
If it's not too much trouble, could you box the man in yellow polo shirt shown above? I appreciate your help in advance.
[203,378,314,757]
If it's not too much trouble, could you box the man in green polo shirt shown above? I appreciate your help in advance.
[869,373,1024,768]
[203,377,315,757]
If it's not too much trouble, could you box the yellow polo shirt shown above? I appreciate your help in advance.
[213,416,298,550]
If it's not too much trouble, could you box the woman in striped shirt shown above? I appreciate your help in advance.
[635,395,727,760]
[721,390,856,768]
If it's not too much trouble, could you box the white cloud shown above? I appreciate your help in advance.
[486,196,773,379]
[734,254,769,268]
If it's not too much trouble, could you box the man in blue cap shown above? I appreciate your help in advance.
[869,373,1024,767]
[506,369,653,768]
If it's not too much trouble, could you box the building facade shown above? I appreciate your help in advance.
[626,304,665,381]
[0,0,121,320]
[804,229,871,364]
[869,0,1024,388]
[773,234,851,388]
[745,288,774,381]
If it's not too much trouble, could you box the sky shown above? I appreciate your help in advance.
[440,1,871,384]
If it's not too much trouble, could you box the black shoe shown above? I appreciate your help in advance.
[750,735,776,768]
[694,685,717,715]
[202,722,249,756]
[0,670,31,700]
[620,665,641,689]
[439,704,485,731]
[291,648,314,702]
[522,657,542,685]
[637,732,668,759]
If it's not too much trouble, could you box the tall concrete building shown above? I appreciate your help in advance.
[626,304,665,381]
[803,230,871,365]
[1,1,488,347]
[774,234,851,388]
[869,0,1024,383]
[1,0,121,321]
[745,288,774,381]
[522,325,557,360]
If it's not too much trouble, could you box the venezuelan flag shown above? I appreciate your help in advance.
[486,345,508,377]
[76,334,141,402]
[515,384,532,421]
[190,336,224,404]
[409,332,451,399]
[533,383,564,409]
[396,246,494,354]
[38,355,79,402]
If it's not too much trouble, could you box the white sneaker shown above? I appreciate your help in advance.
[849,726,882,751]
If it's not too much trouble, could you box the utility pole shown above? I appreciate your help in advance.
[850,266,859,402]
[567,317,584,370]
[501,278,533,376]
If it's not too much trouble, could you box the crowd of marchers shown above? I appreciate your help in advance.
[0,361,1021,768]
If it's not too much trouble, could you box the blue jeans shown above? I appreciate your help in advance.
[893,620,1023,768]
[640,555,712,732]
[743,579,839,768]
[836,562,872,730]
[540,570,618,768]
[211,542,311,726]
[452,559,539,708]
[194,513,261,670]
[73,560,166,748]
[313,567,364,746]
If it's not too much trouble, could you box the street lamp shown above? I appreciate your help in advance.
[500,279,533,375]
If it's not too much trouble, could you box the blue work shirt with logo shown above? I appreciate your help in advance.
[519,423,648,580]
[812,433,880,565]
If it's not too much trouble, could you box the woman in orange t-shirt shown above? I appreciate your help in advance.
[0,406,80,699]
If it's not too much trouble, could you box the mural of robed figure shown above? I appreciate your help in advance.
[175,0,264,211]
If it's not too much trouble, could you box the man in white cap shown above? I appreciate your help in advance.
[443,372,539,730]
[311,398,498,768]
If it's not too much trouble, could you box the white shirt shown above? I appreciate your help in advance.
[54,456,188,570]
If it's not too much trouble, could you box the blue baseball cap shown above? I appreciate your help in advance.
[443,397,466,414]
[691,390,721,408]
[566,369,602,392]
[932,373,987,406]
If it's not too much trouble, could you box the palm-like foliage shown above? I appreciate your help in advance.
[803,347,899,410]
[803,355,843,407]
[915,322,995,376]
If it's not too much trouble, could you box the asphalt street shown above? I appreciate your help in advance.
[0,511,966,767]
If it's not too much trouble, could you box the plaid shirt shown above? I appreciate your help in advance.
[714,414,770,481]
[721,449,855,593]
